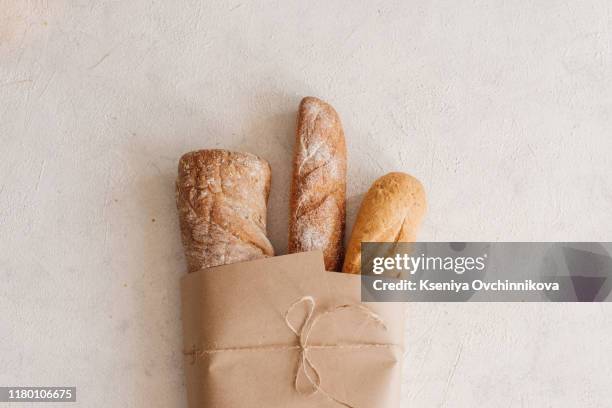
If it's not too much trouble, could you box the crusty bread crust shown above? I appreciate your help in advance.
[176,149,274,272]
[342,172,426,274]
[288,97,347,271]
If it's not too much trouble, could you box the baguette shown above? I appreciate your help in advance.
[288,97,347,271]
[342,172,426,274]
[176,149,274,272]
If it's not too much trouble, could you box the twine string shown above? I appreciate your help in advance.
[185,296,398,408]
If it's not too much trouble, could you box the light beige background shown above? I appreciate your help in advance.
[1,1,611,407]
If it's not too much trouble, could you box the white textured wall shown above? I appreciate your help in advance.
[1,1,611,407]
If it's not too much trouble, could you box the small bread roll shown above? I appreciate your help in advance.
[176,149,274,272]
[288,97,347,271]
[342,172,426,274]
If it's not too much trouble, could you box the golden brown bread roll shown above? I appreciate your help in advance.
[342,172,426,274]
[176,149,274,272]
[288,96,347,271]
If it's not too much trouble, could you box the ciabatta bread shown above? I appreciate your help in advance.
[176,149,274,272]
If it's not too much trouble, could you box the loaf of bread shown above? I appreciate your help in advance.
[342,172,426,274]
[288,96,347,271]
[176,149,274,272]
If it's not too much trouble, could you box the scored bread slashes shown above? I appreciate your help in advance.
[288,97,347,272]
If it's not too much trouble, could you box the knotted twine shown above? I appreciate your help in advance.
[184,296,401,408]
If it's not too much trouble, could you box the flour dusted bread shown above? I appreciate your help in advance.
[288,97,347,271]
[342,172,426,274]
[176,149,274,272]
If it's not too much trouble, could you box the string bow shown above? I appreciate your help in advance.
[185,296,397,408]
[284,296,388,407]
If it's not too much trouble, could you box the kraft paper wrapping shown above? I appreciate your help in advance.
[180,251,405,408]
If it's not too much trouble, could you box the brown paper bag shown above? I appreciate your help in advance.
[181,251,405,408]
